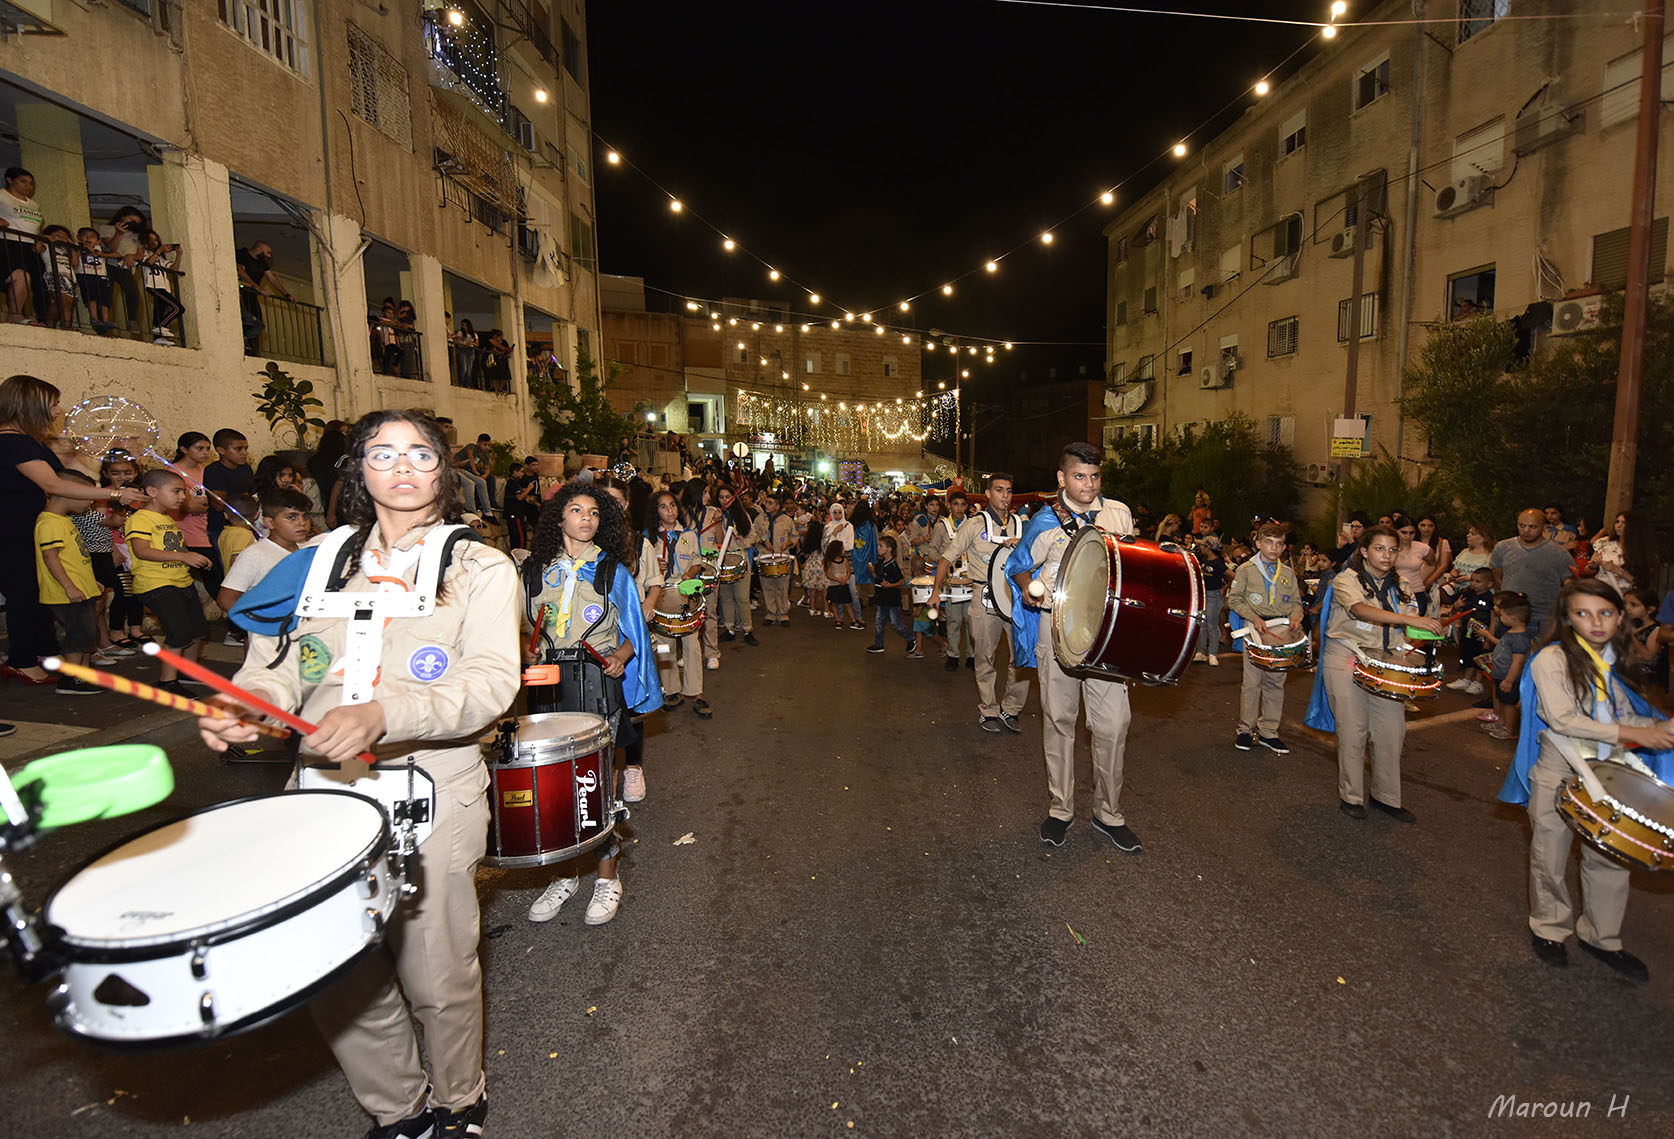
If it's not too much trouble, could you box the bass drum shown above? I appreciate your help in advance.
[986,551,1015,623]
[1051,529,1204,685]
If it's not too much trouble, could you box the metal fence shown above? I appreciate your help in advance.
[369,313,424,379]
[3,229,189,346]
[242,289,326,366]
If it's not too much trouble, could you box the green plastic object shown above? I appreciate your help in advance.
[11,745,174,829]
[1404,625,1445,641]
[676,579,705,597]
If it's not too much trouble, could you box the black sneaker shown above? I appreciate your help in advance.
[365,1106,436,1139]
[1530,934,1568,968]
[866,645,885,654]
[0,723,14,738]
[1579,941,1649,982]
[55,678,103,696]
[664,695,684,710]
[1258,736,1290,755]
[1039,816,1071,846]
[1234,731,1254,751]
[965,657,975,670]
[1369,798,1417,825]
[980,716,1002,733]
[693,698,713,719]
[944,657,959,672]
[434,1092,487,1138]
[999,713,1022,733]
[1339,800,1368,819]
[1090,817,1142,853]
[720,628,736,642]
[743,632,760,646]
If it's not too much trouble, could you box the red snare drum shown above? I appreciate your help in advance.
[483,712,616,868]
[1051,530,1204,685]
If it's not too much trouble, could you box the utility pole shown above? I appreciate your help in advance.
[1337,176,1372,527]
[1604,0,1665,519]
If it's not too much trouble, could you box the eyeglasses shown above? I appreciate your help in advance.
[364,445,441,471]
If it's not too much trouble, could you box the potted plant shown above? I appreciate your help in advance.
[253,361,326,455]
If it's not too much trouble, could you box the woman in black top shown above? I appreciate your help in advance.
[0,374,144,682]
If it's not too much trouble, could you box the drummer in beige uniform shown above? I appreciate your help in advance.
[1228,522,1305,755]
[1319,524,1444,821]
[714,485,761,647]
[758,489,796,626]
[1007,442,1142,854]
[648,489,711,718]
[932,473,1028,733]
[197,410,518,1139]
[924,490,972,672]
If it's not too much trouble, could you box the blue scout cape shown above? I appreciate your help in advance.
[229,545,319,636]
[1496,644,1674,806]
[540,554,664,716]
[1006,502,1086,669]
[1303,578,1337,733]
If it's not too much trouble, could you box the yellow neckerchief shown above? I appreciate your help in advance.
[1574,636,1614,710]
[544,542,602,637]
[1253,555,1281,608]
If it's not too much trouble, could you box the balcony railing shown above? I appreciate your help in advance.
[242,289,326,366]
[422,8,506,123]
[370,314,424,380]
[3,230,190,347]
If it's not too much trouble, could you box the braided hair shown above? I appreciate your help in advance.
[333,410,464,585]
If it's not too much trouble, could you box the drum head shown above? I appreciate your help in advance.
[46,793,386,949]
[1595,763,1674,827]
[516,711,611,744]
[1056,531,1111,662]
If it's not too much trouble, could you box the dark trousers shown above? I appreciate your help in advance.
[872,602,913,648]
[0,549,59,667]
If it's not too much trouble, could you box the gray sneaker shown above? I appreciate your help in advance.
[999,713,1022,733]
[980,716,1002,733]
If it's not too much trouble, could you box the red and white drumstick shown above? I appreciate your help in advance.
[142,643,375,762]
[45,656,289,740]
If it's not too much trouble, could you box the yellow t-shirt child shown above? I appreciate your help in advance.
[125,508,193,592]
[218,524,256,571]
[35,512,100,605]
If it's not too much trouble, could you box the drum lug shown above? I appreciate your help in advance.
[199,991,216,1029]
[365,907,386,937]
[614,803,631,824]
[47,983,71,1022]
[358,869,380,900]
[1120,597,1147,610]
[190,944,208,980]
[1167,608,1192,619]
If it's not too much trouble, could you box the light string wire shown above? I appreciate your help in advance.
[985,0,1643,29]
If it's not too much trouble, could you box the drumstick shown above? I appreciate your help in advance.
[44,657,290,740]
[1027,579,1047,600]
[529,604,549,657]
[142,643,376,761]
[1547,732,1612,805]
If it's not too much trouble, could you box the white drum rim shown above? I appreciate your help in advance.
[497,711,613,764]
[44,791,389,959]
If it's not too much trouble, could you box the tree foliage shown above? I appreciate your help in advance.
[252,361,325,449]
[530,349,635,458]
[1402,295,1674,537]
[1102,412,1301,535]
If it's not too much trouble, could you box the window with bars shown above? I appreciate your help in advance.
[1458,0,1509,44]
[1111,361,1128,384]
[1336,294,1380,341]
[219,0,309,76]
[1136,355,1155,380]
[1266,415,1296,448]
[1267,315,1299,357]
[347,23,412,147]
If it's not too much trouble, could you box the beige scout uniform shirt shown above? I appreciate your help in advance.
[761,512,796,554]
[235,522,521,786]
[923,514,962,569]
[1324,568,1417,653]
[1019,496,1135,605]
[1227,557,1303,630]
[942,509,1020,580]
[525,546,621,660]
[1530,645,1661,762]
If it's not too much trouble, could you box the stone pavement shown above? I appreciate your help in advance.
[2,619,1671,1137]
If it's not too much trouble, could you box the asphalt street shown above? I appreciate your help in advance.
[3,618,1672,1138]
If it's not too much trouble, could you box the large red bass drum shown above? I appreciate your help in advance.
[1050,529,1205,685]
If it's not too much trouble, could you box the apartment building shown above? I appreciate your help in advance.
[601,276,929,475]
[1103,0,1673,494]
[0,0,601,451]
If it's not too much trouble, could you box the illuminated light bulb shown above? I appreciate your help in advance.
[1004,342,1013,350]
[926,342,936,352]
[750,322,761,330]
[968,346,977,355]
[845,313,855,321]
[986,261,998,273]
[781,371,790,379]
[902,335,910,344]
[685,301,699,311]
[1173,142,1188,157]
[898,301,910,311]
[839,402,847,410]
[961,369,970,378]
[875,325,885,335]
[759,357,768,365]
[534,88,549,104]
[723,238,735,251]
[803,383,810,390]
[1331,0,1347,15]
[830,321,840,329]
[446,7,464,26]
[774,324,784,333]
[1254,79,1270,96]
[769,269,781,281]
[896,397,903,404]
[938,381,946,390]
[712,323,720,330]
[819,393,826,401]
[737,341,746,349]
[606,151,620,165]
[942,284,954,296]
[916,390,924,397]
[669,199,683,212]
[861,313,872,322]
[1322,24,1337,38]
[728,318,738,326]
[800,324,811,332]
[1040,232,1054,245]
[809,293,821,305]
[1101,190,1115,205]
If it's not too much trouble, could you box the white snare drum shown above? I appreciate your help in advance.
[44,791,397,1046]
[941,578,975,605]
[758,554,794,578]
[910,576,935,606]
[985,554,1015,621]
[717,550,748,583]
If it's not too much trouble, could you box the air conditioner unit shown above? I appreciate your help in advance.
[1199,366,1225,390]
[1304,463,1338,486]
[1328,228,1357,258]
[1434,175,1492,217]
[1551,294,1604,336]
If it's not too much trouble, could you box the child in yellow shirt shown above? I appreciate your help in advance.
[216,492,258,572]
[125,469,212,695]
[35,471,104,696]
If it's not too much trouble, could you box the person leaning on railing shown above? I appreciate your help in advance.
[0,166,46,323]
[236,240,294,354]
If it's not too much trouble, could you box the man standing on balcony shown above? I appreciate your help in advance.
[236,241,294,355]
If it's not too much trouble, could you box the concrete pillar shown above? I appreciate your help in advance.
[147,153,239,353]
[407,251,448,385]
[498,290,524,394]
[321,212,371,420]
[17,102,90,232]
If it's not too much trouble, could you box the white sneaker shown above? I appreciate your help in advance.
[1463,680,1484,695]
[622,766,646,802]
[1193,652,1207,663]
[1208,654,1220,666]
[705,656,719,670]
[584,877,623,925]
[1445,678,1472,691]
[527,876,580,923]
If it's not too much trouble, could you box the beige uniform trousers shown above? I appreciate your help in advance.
[310,747,490,1124]
[716,574,752,632]
[701,597,719,660]
[943,599,972,660]
[1526,744,1630,949]
[970,602,1028,718]
[761,574,791,621]
[655,627,704,698]
[1321,639,1406,807]
[1238,650,1288,737]
[1037,617,1131,825]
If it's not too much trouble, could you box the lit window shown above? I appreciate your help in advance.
[1446,266,1496,320]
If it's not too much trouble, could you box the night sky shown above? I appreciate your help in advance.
[586,0,1328,380]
